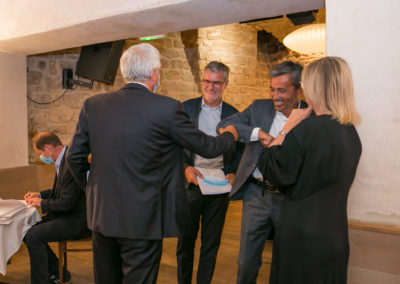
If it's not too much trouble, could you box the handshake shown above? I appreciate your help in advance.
[218,125,238,141]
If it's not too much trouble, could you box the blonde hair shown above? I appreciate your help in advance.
[302,57,361,125]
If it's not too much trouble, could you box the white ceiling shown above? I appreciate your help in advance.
[0,0,324,55]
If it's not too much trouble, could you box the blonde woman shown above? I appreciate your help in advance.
[258,57,362,284]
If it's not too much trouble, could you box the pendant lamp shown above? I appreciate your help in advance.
[283,23,326,56]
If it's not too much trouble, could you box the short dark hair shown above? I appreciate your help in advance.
[32,132,62,150]
[270,61,303,89]
[204,61,230,82]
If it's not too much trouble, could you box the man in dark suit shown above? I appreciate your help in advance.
[176,61,242,284]
[217,61,307,284]
[66,43,238,284]
[24,132,89,284]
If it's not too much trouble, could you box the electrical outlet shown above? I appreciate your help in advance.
[62,69,73,89]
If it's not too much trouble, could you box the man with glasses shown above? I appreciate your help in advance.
[177,61,242,284]
[217,61,307,284]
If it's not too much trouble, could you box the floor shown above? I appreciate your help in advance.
[0,201,272,284]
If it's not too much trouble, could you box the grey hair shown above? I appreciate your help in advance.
[204,61,230,82]
[120,43,161,82]
[270,61,303,89]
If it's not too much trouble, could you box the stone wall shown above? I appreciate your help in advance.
[27,10,325,161]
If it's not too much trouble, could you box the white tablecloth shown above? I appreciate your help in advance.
[0,201,41,275]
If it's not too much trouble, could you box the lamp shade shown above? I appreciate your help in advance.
[283,23,326,56]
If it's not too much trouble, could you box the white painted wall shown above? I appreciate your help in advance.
[0,0,187,39]
[326,0,400,226]
[0,52,28,169]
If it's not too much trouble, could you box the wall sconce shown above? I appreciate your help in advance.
[283,23,326,56]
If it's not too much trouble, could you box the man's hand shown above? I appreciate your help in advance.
[225,173,236,185]
[26,197,42,208]
[185,166,204,186]
[259,129,273,147]
[24,191,40,200]
[219,125,238,141]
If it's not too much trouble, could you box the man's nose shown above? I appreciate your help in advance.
[271,90,278,98]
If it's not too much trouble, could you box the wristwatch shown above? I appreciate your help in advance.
[279,130,287,136]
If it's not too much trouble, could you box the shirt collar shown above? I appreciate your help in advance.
[127,81,150,91]
[201,98,222,110]
[54,146,66,170]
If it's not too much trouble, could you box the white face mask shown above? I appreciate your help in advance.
[153,70,160,93]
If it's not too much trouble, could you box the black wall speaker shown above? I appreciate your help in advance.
[75,40,126,85]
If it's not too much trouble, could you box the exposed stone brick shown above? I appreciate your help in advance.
[27,71,42,85]
[49,110,74,123]
[62,93,83,109]
[38,61,46,71]
[49,60,57,76]
[207,30,222,40]
[164,70,180,80]
[27,9,325,161]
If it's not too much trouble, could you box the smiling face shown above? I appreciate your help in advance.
[201,70,227,108]
[270,74,300,117]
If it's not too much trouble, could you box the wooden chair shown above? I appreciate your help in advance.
[57,237,92,283]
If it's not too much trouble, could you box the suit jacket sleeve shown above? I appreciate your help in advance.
[170,102,236,158]
[225,141,243,174]
[40,157,85,213]
[66,99,91,190]
[40,189,52,199]
[258,132,303,191]
[221,103,244,175]
[181,99,198,170]
[217,102,257,144]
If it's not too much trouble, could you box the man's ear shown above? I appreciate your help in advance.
[151,68,158,83]
[223,80,229,89]
[296,86,304,98]
[43,144,53,152]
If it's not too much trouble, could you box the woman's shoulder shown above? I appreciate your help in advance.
[289,114,334,142]
[292,114,360,144]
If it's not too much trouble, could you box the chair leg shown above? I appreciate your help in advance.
[64,242,68,274]
[58,241,65,283]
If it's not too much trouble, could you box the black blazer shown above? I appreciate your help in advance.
[40,148,87,234]
[182,97,242,176]
[66,83,236,240]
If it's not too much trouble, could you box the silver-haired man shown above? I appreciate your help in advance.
[66,43,238,284]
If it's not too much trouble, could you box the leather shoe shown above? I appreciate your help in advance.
[49,270,71,284]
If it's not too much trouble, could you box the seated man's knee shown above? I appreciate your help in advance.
[24,225,41,245]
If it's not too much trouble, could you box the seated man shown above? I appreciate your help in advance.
[24,132,89,284]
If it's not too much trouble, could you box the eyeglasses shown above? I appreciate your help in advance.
[202,79,225,88]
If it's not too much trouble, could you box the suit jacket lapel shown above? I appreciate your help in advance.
[260,101,276,132]
[221,102,230,119]
[51,147,68,198]
[192,98,202,126]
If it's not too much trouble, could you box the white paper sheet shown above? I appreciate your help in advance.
[196,167,232,195]
[0,200,28,223]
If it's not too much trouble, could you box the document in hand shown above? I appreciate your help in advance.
[0,200,28,224]
[196,167,232,195]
